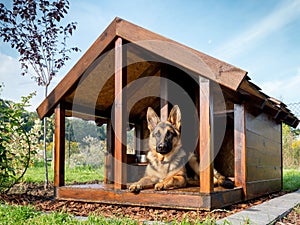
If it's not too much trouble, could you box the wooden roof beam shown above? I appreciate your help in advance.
[36,18,118,119]
[292,118,300,128]
[64,101,110,120]
[116,18,247,91]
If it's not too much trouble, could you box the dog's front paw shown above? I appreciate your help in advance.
[154,182,165,191]
[129,183,142,193]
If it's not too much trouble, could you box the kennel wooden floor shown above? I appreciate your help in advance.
[55,184,243,210]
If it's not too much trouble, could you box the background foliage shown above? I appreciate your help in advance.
[282,124,300,169]
[0,92,39,193]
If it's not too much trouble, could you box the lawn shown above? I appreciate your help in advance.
[0,204,220,225]
[23,165,300,192]
[0,204,139,225]
[283,169,300,191]
[22,163,104,184]
[5,167,298,225]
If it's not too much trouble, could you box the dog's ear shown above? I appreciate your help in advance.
[147,107,160,131]
[168,105,181,131]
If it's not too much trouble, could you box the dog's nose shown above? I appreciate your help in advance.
[157,143,164,150]
[157,143,164,151]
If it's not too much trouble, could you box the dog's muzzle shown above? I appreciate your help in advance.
[156,142,172,154]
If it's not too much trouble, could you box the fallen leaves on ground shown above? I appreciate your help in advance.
[0,182,294,223]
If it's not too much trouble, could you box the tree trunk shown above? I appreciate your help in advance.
[43,85,49,189]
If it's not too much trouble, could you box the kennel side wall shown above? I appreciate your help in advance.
[245,110,282,199]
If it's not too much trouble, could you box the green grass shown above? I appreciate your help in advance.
[24,165,300,192]
[0,204,139,225]
[13,167,298,224]
[0,204,221,225]
[283,169,300,191]
[23,163,104,184]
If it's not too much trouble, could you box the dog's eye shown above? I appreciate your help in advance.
[166,130,173,138]
[153,131,161,137]
[167,130,177,138]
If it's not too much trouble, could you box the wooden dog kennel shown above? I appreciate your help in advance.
[37,17,299,210]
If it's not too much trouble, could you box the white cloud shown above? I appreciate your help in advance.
[213,0,300,60]
[260,68,300,104]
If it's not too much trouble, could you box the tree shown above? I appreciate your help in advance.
[0,0,80,188]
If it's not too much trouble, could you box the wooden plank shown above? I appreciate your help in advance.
[245,112,281,141]
[199,77,214,193]
[246,131,281,168]
[57,186,208,209]
[234,104,247,196]
[114,37,127,189]
[245,111,282,184]
[135,124,143,156]
[37,18,117,119]
[246,165,281,182]
[239,80,298,128]
[211,188,243,209]
[127,164,147,183]
[280,123,283,191]
[57,185,243,210]
[54,104,65,187]
[246,147,281,167]
[116,18,247,91]
[246,131,281,154]
[160,65,168,122]
[246,179,282,200]
[104,119,114,184]
[65,49,115,115]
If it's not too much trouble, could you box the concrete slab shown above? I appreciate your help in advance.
[217,189,300,225]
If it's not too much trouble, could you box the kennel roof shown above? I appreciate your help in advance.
[36,17,299,128]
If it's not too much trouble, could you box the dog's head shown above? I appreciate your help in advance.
[147,105,181,155]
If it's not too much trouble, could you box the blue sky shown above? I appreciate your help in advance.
[1,0,300,111]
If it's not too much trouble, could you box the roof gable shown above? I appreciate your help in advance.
[36,17,298,128]
[36,17,247,119]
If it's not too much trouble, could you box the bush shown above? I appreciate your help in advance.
[69,136,105,168]
[0,92,39,193]
[282,124,300,169]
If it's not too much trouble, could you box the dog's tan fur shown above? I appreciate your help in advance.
[129,105,233,193]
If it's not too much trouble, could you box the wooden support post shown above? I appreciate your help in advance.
[280,122,283,190]
[104,119,114,184]
[135,124,142,157]
[114,37,127,189]
[54,103,65,187]
[160,65,168,122]
[199,77,214,193]
[194,83,200,186]
[234,103,247,197]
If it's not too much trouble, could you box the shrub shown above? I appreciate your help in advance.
[282,124,300,169]
[69,136,105,168]
[0,93,39,193]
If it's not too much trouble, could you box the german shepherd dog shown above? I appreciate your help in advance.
[129,105,234,192]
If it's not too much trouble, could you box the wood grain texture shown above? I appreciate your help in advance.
[245,110,282,199]
[56,184,243,210]
[37,19,117,119]
[160,65,169,122]
[199,77,214,193]
[114,38,127,189]
[245,112,281,141]
[246,165,281,182]
[36,17,297,129]
[234,104,247,196]
[115,18,247,91]
[104,120,114,184]
[54,104,65,187]
[246,179,281,200]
